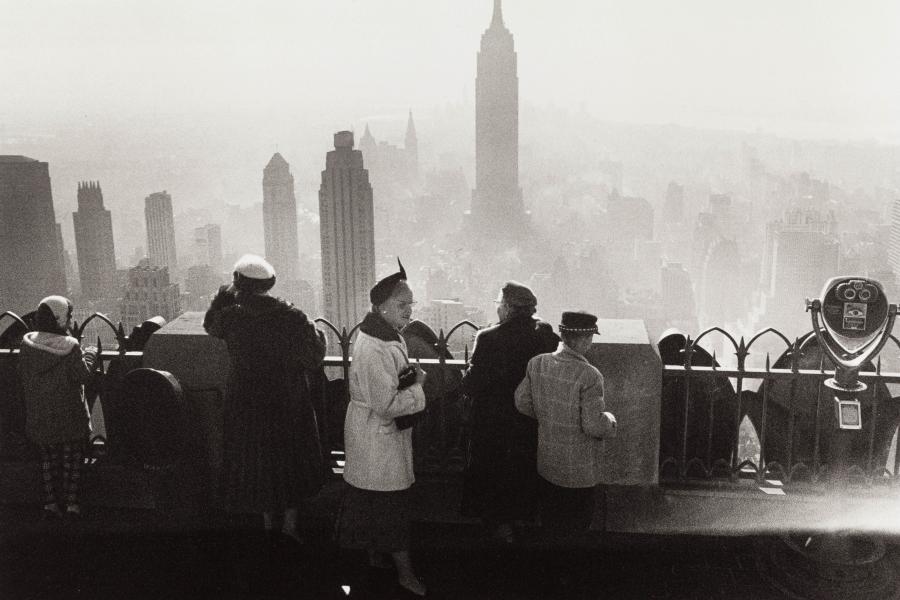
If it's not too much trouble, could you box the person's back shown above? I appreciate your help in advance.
[202,255,325,540]
[515,311,616,537]
[460,281,559,540]
[522,349,609,488]
[16,296,96,519]
[19,331,94,446]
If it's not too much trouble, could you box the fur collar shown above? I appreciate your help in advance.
[22,331,79,356]
[359,311,402,343]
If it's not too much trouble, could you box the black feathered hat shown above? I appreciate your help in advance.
[370,258,408,305]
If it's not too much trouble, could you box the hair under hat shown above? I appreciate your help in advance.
[370,258,408,306]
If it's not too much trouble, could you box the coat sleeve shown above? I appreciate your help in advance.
[514,358,536,419]
[203,285,235,338]
[290,310,326,371]
[67,344,96,384]
[461,330,492,397]
[580,371,611,439]
[359,345,426,419]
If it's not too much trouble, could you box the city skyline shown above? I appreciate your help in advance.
[1,0,899,347]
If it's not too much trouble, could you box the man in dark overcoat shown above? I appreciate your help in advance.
[461,281,559,541]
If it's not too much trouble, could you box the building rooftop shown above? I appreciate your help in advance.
[0,155,39,163]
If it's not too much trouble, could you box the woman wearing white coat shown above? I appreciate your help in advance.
[338,260,429,599]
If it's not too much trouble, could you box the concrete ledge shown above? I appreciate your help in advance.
[586,319,661,485]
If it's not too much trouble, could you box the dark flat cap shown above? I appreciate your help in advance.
[499,281,537,307]
[559,311,598,334]
[370,258,408,305]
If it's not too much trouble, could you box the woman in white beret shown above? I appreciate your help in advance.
[204,254,326,541]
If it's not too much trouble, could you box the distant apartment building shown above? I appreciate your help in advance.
[765,207,839,299]
[73,181,117,300]
[119,263,181,332]
[145,191,178,274]
[606,191,654,279]
[416,298,479,354]
[192,224,223,273]
[358,111,419,192]
[319,131,375,329]
[0,156,67,315]
[660,262,696,324]
[662,181,685,225]
[182,264,225,312]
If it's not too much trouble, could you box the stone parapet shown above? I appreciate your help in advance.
[586,318,661,486]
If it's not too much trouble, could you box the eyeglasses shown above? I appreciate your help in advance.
[391,300,417,309]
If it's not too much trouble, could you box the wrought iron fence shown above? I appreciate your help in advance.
[660,326,900,488]
[315,317,478,474]
[8,309,899,489]
[0,311,480,474]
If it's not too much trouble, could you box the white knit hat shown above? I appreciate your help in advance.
[38,295,72,330]
[233,254,275,280]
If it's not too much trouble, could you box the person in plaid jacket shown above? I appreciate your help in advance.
[514,310,616,536]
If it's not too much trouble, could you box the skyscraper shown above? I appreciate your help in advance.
[319,131,375,329]
[404,109,419,183]
[0,156,67,315]
[192,224,223,272]
[73,181,117,300]
[470,0,525,234]
[118,262,181,332]
[145,191,177,273]
[262,153,300,283]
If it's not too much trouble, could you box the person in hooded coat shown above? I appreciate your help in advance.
[461,281,560,542]
[203,254,325,540]
[17,296,97,518]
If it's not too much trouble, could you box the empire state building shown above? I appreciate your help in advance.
[471,0,526,236]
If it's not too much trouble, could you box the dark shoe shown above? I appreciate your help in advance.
[393,582,427,599]
[42,504,62,520]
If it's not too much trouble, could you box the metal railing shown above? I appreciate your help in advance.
[660,326,900,488]
[315,317,478,473]
[0,311,481,473]
[7,310,900,489]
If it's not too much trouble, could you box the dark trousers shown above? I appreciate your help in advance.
[538,476,595,537]
[39,441,84,507]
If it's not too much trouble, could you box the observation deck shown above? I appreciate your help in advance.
[2,307,900,598]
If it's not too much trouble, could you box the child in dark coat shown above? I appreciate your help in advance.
[17,296,96,518]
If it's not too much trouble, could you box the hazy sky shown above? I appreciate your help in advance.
[2,0,899,143]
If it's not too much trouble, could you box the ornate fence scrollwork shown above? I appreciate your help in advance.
[661,325,900,488]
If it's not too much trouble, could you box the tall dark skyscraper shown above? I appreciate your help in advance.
[319,131,375,329]
[145,191,178,274]
[471,0,525,234]
[262,153,300,283]
[73,181,117,300]
[0,156,67,315]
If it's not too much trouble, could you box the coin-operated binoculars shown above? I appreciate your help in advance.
[806,277,897,431]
